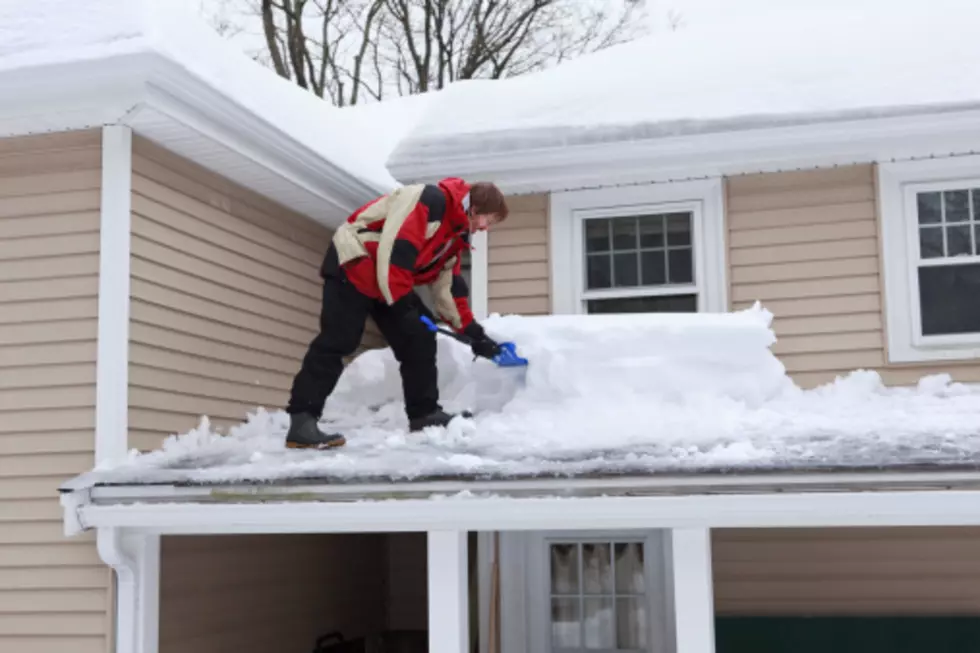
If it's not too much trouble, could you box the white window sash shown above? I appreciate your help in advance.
[878,158,980,363]
[549,180,727,316]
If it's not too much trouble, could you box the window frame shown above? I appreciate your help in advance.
[549,180,727,315]
[878,156,980,363]
[525,530,674,653]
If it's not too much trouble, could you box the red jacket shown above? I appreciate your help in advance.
[325,177,476,331]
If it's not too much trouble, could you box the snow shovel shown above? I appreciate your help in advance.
[419,315,529,368]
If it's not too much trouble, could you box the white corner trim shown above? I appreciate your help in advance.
[96,125,133,465]
[428,531,469,653]
[878,156,980,363]
[670,528,715,653]
[470,230,490,319]
[97,528,160,653]
[549,178,727,315]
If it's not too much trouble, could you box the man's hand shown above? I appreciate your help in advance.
[463,322,502,360]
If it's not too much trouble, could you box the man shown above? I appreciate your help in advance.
[284,177,509,449]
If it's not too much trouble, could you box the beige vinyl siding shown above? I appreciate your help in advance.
[160,534,386,653]
[488,193,551,315]
[727,164,980,388]
[0,131,110,653]
[128,137,384,450]
[714,527,980,615]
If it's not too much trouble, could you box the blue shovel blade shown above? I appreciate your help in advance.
[493,342,529,367]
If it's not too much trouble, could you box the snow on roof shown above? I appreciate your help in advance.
[76,305,980,488]
[0,0,400,192]
[388,0,980,163]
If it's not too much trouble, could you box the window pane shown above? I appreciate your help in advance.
[640,250,666,285]
[587,254,611,290]
[665,212,692,246]
[616,598,648,649]
[668,248,694,284]
[582,543,612,594]
[974,189,980,221]
[613,253,639,287]
[639,215,664,248]
[551,598,581,648]
[582,598,615,649]
[587,295,698,314]
[945,190,971,223]
[918,263,980,335]
[585,220,610,253]
[918,192,942,224]
[919,227,944,259]
[947,226,972,257]
[612,217,637,251]
[615,543,645,594]
[551,544,579,595]
[976,225,980,255]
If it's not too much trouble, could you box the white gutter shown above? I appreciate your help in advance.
[65,489,980,536]
[388,107,980,194]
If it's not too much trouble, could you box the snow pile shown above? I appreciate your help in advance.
[86,304,980,486]
[388,0,980,162]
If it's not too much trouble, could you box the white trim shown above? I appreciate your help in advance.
[428,530,470,653]
[97,528,160,653]
[669,529,714,653]
[471,229,490,319]
[96,125,133,465]
[549,179,727,315]
[389,108,980,196]
[477,532,493,653]
[70,489,980,536]
[878,156,980,363]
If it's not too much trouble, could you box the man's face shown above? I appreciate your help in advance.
[469,212,500,232]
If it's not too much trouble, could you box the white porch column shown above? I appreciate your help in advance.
[428,530,469,653]
[670,528,715,653]
[98,528,161,653]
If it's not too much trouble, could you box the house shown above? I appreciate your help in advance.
[2,0,979,652]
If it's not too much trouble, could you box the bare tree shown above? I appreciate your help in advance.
[249,0,648,105]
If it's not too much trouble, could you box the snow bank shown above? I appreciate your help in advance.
[388,0,980,161]
[86,304,980,486]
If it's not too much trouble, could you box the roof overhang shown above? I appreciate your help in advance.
[0,51,384,226]
[59,467,980,537]
[388,105,980,194]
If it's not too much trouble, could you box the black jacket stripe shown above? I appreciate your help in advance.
[391,239,419,271]
[419,184,447,223]
[451,273,469,298]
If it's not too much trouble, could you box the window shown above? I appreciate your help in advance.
[549,540,651,651]
[879,157,980,363]
[550,180,727,315]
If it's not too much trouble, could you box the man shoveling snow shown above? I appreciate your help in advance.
[284,178,511,449]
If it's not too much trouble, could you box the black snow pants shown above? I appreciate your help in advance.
[286,268,440,421]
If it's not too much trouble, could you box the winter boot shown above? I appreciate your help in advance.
[408,408,474,432]
[285,412,346,449]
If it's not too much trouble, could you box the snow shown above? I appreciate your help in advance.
[0,0,401,192]
[85,304,980,487]
[388,0,980,162]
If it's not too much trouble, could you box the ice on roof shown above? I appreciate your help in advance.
[388,0,980,162]
[80,305,980,487]
[0,0,401,192]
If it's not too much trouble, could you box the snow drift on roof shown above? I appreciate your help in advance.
[0,0,400,192]
[388,0,980,163]
[81,305,980,487]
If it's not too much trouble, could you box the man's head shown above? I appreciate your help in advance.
[467,182,509,232]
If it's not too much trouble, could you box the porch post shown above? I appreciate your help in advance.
[428,530,469,653]
[98,528,161,653]
[670,528,715,653]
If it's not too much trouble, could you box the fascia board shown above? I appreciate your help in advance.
[70,488,980,536]
[388,108,980,194]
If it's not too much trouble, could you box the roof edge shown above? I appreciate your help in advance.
[387,106,980,193]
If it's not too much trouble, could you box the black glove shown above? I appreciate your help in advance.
[389,291,430,334]
[463,322,502,360]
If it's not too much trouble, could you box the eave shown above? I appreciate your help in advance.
[0,51,384,226]
[387,105,980,194]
